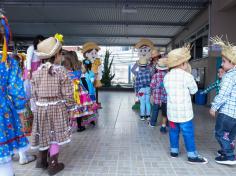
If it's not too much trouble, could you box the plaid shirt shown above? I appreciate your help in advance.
[211,68,236,119]
[135,67,151,93]
[202,79,221,95]
[150,70,167,104]
[164,68,198,123]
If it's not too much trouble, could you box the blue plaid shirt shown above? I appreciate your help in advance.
[211,68,236,119]
[135,67,151,93]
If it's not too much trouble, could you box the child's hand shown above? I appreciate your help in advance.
[209,109,216,117]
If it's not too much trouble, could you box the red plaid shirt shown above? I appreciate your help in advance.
[150,70,167,104]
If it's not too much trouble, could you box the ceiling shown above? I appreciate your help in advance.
[1,0,209,47]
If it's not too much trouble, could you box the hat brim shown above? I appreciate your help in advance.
[35,39,62,60]
[156,65,168,70]
[81,46,100,53]
[166,56,191,68]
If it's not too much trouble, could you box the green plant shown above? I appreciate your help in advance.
[101,50,115,87]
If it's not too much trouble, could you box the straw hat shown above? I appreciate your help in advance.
[81,42,100,54]
[36,37,62,60]
[138,57,148,66]
[134,38,154,49]
[165,45,191,68]
[156,58,168,70]
[211,36,236,64]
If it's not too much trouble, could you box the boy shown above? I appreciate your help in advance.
[210,37,236,165]
[164,45,208,164]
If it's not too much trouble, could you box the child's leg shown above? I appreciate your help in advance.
[179,120,197,158]
[150,104,159,126]
[77,117,86,132]
[49,144,59,157]
[138,88,145,119]
[145,87,151,117]
[0,161,14,176]
[169,121,180,154]
[160,103,168,133]
[215,114,236,160]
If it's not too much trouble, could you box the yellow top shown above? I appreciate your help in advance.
[91,58,102,74]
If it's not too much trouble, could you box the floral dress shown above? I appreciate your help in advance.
[0,56,29,164]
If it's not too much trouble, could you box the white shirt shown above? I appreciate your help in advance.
[25,45,40,70]
[164,68,198,123]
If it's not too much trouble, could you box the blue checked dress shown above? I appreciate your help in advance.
[0,55,29,164]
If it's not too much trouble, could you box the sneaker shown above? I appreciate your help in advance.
[145,116,151,121]
[160,126,167,134]
[217,150,225,156]
[140,116,145,121]
[170,152,178,158]
[188,156,208,164]
[148,122,155,128]
[215,155,236,165]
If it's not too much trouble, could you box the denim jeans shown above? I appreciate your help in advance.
[215,113,236,160]
[150,103,159,126]
[138,87,151,116]
[169,120,198,158]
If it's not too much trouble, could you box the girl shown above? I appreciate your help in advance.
[30,37,76,175]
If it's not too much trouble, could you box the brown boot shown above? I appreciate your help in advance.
[48,153,64,175]
[35,150,48,169]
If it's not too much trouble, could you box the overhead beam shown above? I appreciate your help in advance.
[1,0,209,9]
[11,20,186,27]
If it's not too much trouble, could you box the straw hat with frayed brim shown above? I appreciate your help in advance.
[81,42,101,53]
[35,37,62,60]
[156,58,168,70]
[134,38,154,49]
[211,36,236,65]
[165,45,191,68]
[151,48,160,58]
[138,57,148,66]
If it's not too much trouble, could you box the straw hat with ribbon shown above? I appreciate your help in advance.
[151,48,161,58]
[35,37,62,60]
[134,38,154,49]
[211,36,236,65]
[81,42,100,54]
[165,45,191,68]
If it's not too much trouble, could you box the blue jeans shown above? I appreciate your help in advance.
[150,103,167,126]
[215,113,236,160]
[169,120,198,158]
[138,87,151,116]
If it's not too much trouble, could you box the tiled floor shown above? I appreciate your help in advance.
[13,91,236,176]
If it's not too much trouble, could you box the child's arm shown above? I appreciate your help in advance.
[201,81,217,94]
[131,62,138,75]
[187,74,198,95]
[211,75,233,111]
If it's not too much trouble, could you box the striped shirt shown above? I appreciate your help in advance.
[164,68,198,123]
[211,68,236,119]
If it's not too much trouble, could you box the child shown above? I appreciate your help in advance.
[150,58,168,134]
[0,13,34,175]
[201,66,225,95]
[135,57,152,120]
[163,45,208,164]
[210,37,236,165]
[30,37,76,175]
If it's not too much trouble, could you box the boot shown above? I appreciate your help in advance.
[36,150,48,169]
[48,153,64,175]
[77,118,86,132]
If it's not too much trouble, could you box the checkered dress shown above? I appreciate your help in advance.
[30,63,75,150]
